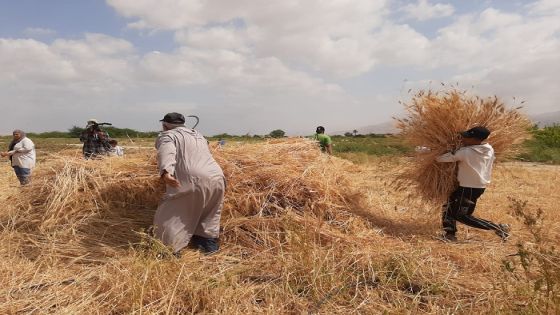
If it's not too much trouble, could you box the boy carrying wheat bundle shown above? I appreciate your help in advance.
[435,126,510,242]
[395,89,530,243]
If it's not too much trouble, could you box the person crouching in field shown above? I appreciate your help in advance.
[436,126,510,242]
[314,126,332,154]
[1,130,36,185]
[108,139,124,157]
[154,112,225,255]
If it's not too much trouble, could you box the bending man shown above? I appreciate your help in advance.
[154,112,225,254]
[80,119,111,159]
[314,126,332,154]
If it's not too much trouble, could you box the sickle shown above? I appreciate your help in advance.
[186,115,199,129]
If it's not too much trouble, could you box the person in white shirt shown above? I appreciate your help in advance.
[1,129,36,185]
[108,139,124,157]
[436,126,509,242]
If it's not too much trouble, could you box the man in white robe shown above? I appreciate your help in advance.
[154,112,225,254]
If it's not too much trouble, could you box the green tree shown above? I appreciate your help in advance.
[68,126,85,137]
[269,129,286,138]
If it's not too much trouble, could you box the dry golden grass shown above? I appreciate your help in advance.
[0,138,558,314]
[394,89,531,204]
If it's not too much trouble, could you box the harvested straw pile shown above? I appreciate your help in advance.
[3,138,558,313]
[2,138,389,313]
[2,152,162,259]
[216,139,366,250]
[2,138,365,261]
[394,88,531,204]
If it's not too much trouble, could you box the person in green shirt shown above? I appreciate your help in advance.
[314,126,332,154]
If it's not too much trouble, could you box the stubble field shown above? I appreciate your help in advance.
[0,138,558,314]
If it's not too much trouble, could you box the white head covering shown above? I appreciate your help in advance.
[86,119,98,127]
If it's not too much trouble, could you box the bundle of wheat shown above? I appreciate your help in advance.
[393,88,531,204]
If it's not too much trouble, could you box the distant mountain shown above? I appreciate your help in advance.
[530,110,560,127]
[335,110,560,136]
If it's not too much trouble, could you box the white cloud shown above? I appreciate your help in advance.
[174,26,252,52]
[2,0,560,135]
[401,0,454,21]
[371,23,430,65]
[407,4,560,114]
[22,27,57,37]
[0,39,76,83]
[527,0,560,16]
[106,0,276,31]
[0,34,139,94]
[0,30,342,94]
[429,7,560,70]
[108,0,389,78]
[0,30,346,134]
[137,46,343,97]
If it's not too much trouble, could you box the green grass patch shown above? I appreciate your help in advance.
[331,135,412,159]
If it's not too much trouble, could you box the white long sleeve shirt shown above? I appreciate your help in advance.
[109,146,124,157]
[8,137,36,169]
[436,143,495,188]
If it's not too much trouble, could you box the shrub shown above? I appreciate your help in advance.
[501,198,560,313]
[533,125,560,148]
[517,125,560,164]
[269,129,286,138]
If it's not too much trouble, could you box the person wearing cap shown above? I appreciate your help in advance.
[79,119,112,159]
[0,129,36,185]
[436,126,510,242]
[314,126,332,154]
[154,112,225,255]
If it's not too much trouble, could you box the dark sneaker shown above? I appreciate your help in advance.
[190,235,220,254]
[495,224,510,241]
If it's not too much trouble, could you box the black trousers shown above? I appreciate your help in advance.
[442,186,500,235]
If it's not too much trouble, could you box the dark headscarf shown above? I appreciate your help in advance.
[8,129,26,161]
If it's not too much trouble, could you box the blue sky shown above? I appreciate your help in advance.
[0,0,176,53]
[0,0,559,135]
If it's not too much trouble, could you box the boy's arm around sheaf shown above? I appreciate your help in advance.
[435,147,466,163]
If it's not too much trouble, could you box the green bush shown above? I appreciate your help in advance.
[517,125,560,164]
[269,129,286,138]
[533,125,560,148]
[501,198,560,313]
